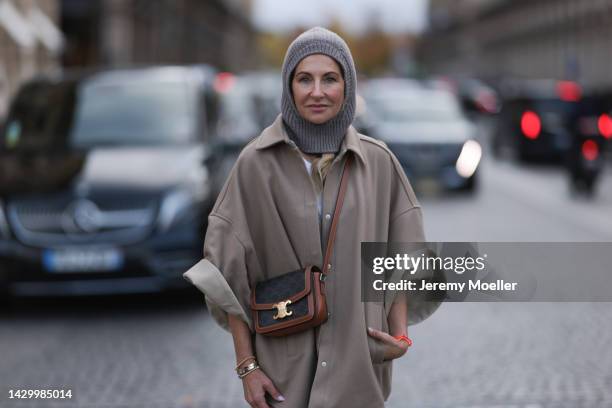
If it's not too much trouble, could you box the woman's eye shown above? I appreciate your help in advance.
[324,76,338,83]
[298,77,311,83]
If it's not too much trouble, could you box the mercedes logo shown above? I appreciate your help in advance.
[61,199,102,234]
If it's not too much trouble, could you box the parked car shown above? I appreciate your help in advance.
[492,79,588,162]
[433,76,501,117]
[243,70,282,131]
[565,93,611,196]
[0,65,221,296]
[360,79,482,192]
[207,71,282,200]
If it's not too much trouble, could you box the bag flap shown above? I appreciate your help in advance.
[251,266,318,310]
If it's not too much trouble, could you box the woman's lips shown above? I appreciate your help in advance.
[307,105,328,113]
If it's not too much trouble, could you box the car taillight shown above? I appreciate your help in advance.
[214,72,235,93]
[581,139,599,161]
[521,111,541,139]
[556,81,582,102]
[598,113,612,139]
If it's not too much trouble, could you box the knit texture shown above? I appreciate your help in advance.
[281,27,357,154]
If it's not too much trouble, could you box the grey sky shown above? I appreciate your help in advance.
[251,0,429,35]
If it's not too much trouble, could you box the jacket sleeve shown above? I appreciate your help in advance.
[381,146,443,326]
[183,213,253,333]
[385,207,442,326]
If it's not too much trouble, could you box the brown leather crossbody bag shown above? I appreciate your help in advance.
[250,156,352,337]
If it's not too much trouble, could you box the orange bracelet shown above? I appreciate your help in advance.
[394,334,413,347]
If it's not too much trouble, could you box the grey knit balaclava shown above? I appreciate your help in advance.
[281,27,357,154]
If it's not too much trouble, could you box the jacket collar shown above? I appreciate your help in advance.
[255,114,365,165]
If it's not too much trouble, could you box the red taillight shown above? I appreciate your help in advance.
[581,139,599,161]
[214,72,235,93]
[557,81,581,102]
[598,113,612,139]
[521,111,541,139]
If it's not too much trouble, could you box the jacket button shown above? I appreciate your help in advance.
[325,213,331,220]
[327,263,332,271]
[321,361,327,367]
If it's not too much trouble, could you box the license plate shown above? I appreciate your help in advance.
[42,247,124,273]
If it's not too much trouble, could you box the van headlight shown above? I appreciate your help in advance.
[157,189,199,232]
[157,162,211,232]
[455,140,482,178]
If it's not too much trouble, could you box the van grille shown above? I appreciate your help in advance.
[7,195,157,246]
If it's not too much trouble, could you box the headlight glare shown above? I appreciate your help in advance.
[455,140,482,178]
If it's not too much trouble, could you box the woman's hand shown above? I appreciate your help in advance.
[242,367,285,408]
[227,315,285,407]
[367,327,410,361]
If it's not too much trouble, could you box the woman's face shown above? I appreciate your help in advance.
[291,54,345,124]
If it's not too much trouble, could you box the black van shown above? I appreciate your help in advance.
[0,66,221,296]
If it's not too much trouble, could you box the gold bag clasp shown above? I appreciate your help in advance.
[272,300,293,319]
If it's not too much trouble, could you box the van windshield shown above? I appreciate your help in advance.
[71,81,196,147]
[365,90,464,123]
[2,78,197,151]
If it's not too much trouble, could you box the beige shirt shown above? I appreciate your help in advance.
[184,115,440,407]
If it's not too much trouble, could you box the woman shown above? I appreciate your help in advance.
[184,27,437,407]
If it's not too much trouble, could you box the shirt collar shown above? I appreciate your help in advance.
[255,114,365,165]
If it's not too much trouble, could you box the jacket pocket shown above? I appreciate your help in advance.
[368,335,386,364]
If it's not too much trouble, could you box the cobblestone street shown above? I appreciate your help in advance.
[2,158,612,407]
[2,298,612,407]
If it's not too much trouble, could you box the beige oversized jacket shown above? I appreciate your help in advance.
[184,115,438,407]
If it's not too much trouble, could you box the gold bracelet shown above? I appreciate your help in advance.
[235,355,256,370]
[239,365,260,379]
[237,362,260,379]
[236,361,257,376]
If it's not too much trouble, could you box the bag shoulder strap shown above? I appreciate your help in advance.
[322,154,352,275]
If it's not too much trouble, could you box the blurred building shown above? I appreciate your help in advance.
[61,0,257,71]
[0,0,63,118]
[419,0,612,91]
